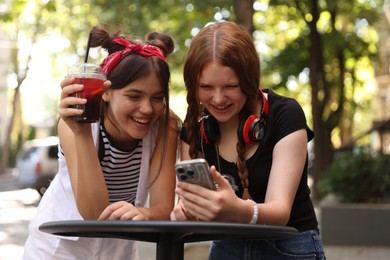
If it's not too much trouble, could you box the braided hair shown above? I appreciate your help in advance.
[183,22,262,198]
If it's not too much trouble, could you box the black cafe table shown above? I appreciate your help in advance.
[39,220,298,260]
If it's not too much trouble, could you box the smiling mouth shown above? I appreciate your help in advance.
[212,104,231,111]
[132,117,150,124]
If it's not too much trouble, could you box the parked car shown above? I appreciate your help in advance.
[15,136,59,196]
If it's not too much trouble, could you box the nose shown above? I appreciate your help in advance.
[213,89,226,104]
[139,99,153,115]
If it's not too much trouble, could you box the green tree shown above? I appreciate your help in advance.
[0,0,51,172]
[0,0,236,172]
[257,0,383,199]
[0,0,102,172]
[1,0,386,202]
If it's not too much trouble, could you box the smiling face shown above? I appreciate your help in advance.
[103,72,165,146]
[198,62,247,126]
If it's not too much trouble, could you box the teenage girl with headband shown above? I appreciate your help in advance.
[24,25,180,260]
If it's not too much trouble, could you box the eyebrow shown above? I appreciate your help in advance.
[199,82,239,87]
[124,88,165,95]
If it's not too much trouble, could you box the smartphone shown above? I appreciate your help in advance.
[175,159,216,190]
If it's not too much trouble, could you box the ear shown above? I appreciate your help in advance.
[102,91,110,102]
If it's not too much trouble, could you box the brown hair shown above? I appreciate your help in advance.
[90,25,174,116]
[183,21,261,195]
[90,25,176,186]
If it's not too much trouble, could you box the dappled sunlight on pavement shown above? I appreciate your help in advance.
[1,175,390,260]
[0,188,39,260]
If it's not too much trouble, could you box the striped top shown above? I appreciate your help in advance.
[25,120,157,260]
[99,124,142,204]
[60,124,143,204]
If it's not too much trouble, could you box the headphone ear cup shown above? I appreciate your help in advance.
[200,115,220,144]
[238,115,264,145]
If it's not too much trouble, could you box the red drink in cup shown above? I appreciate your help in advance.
[68,63,106,123]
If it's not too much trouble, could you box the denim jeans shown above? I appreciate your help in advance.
[209,227,326,260]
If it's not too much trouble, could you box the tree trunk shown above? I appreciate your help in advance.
[234,0,254,34]
[0,5,45,174]
[0,39,24,173]
[0,88,21,173]
[307,0,334,201]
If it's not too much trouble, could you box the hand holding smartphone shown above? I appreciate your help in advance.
[174,159,216,190]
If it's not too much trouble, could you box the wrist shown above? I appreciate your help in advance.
[246,199,258,224]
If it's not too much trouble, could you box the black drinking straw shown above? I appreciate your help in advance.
[84,31,92,63]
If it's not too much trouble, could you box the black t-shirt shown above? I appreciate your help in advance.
[181,89,318,231]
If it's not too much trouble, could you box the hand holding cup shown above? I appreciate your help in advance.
[66,63,106,123]
[59,64,109,134]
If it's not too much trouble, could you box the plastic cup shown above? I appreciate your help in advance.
[68,63,106,123]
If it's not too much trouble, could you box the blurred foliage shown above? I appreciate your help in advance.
[317,149,390,203]
[1,0,384,124]
[0,0,389,176]
[8,125,35,167]
[33,0,236,92]
[0,0,237,167]
[256,0,385,143]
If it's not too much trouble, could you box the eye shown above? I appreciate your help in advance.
[199,84,212,90]
[226,84,240,89]
[152,95,165,102]
[127,95,141,101]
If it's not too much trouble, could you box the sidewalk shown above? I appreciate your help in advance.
[2,169,390,260]
[179,242,390,260]
[178,205,390,260]
[324,245,390,259]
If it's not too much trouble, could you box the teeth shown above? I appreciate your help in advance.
[214,105,229,110]
[133,117,149,124]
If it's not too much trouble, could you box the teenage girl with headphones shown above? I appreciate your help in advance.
[170,21,326,259]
